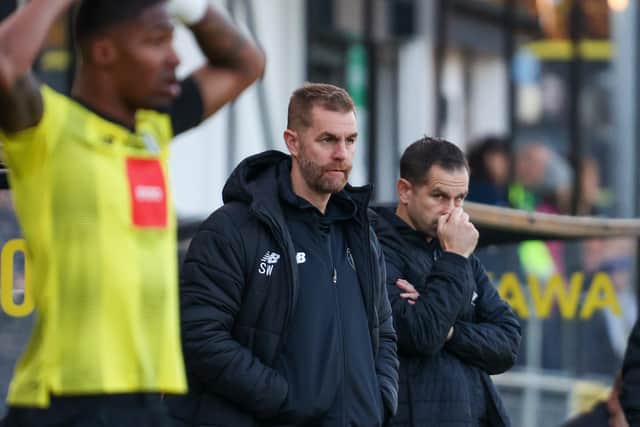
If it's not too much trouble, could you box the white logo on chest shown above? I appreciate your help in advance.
[258,251,280,276]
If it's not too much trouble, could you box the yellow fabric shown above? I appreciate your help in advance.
[0,85,186,407]
[570,380,610,415]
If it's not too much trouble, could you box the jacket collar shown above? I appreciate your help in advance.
[372,206,440,251]
[223,150,372,227]
[276,159,357,224]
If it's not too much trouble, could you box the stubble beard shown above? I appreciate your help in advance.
[297,153,351,195]
[409,208,438,239]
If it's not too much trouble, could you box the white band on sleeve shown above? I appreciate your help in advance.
[167,0,209,25]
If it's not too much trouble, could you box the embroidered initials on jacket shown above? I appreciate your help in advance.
[258,251,280,276]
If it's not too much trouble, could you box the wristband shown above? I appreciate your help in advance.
[167,0,209,25]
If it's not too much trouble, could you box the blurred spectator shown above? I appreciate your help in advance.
[467,136,510,206]
[533,147,572,275]
[509,142,552,211]
[543,156,602,217]
[577,239,637,377]
[531,149,566,371]
[575,157,603,216]
[466,138,522,340]
[535,148,572,214]
[510,142,569,279]
[509,143,570,371]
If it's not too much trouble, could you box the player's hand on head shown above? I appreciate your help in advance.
[166,0,209,26]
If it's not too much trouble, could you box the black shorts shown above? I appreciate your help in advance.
[0,393,174,427]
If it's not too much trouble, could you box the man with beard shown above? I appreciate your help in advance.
[0,0,264,425]
[371,138,520,427]
[166,83,398,427]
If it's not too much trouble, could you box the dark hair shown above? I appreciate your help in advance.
[467,136,508,182]
[74,0,165,44]
[287,83,355,131]
[400,136,469,185]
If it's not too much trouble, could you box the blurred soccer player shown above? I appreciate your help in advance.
[0,0,264,425]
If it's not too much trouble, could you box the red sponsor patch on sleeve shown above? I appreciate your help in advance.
[126,158,167,228]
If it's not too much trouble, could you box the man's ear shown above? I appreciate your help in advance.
[91,37,118,66]
[284,129,300,157]
[397,178,413,204]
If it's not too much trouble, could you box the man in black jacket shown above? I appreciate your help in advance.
[371,137,521,427]
[166,83,399,427]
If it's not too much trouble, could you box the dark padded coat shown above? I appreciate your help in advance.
[166,151,398,427]
[371,206,521,427]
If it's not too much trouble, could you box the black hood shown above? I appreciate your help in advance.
[222,150,288,205]
[222,150,373,221]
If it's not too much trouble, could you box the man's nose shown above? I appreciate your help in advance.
[333,141,348,160]
[442,198,455,214]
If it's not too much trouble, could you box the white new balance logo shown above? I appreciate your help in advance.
[258,251,280,276]
[471,291,478,306]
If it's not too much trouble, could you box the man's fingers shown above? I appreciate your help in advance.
[395,279,409,290]
[436,214,447,229]
[400,292,418,299]
[448,207,463,223]
[396,278,416,292]
[469,223,479,238]
[437,215,451,238]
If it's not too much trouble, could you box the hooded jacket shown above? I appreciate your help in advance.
[371,206,520,427]
[166,151,398,427]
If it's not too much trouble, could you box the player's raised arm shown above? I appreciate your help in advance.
[0,0,78,132]
[171,0,266,120]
